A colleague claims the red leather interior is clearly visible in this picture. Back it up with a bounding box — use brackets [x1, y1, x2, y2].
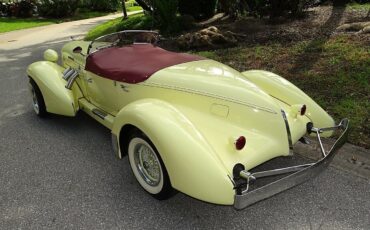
[85, 44, 204, 84]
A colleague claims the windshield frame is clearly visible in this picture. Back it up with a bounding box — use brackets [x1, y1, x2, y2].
[87, 30, 160, 55]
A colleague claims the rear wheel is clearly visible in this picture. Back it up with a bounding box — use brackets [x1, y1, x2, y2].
[29, 79, 47, 117]
[127, 131, 173, 200]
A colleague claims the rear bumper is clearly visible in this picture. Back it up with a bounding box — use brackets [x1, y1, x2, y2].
[234, 118, 350, 210]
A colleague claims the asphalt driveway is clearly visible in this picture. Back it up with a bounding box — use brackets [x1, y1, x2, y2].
[0, 15, 369, 229]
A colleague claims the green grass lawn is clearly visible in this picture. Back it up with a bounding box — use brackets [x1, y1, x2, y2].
[347, 2, 370, 10]
[127, 6, 142, 12]
[0, 8, 134, 34]
[0, 18, 57, 33]
[195, 35, 370, 148]
[85, 13, 151, 40]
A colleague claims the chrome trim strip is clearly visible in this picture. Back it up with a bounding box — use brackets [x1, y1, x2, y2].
[65, 71, 79, 90]
[62, 67, 74, 80]
[120, 84, 130, 92]
[92, 109, 107, 120]
[281, 109, 293, 155]
[240, 163, 314, 181]
[234, 118, 349, 210]
[141, 82, 277, 114]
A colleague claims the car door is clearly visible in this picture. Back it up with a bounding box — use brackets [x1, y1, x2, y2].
[85, 72, 120, 116]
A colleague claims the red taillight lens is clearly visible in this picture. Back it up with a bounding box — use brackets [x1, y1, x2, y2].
[300, 104, 306, 116]
[235, 136, 246, 150]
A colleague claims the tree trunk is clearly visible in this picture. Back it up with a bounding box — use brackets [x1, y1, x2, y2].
[135, 0, 153, 12]
[218, 0, 231, 14]
[122, 0, 128, 19]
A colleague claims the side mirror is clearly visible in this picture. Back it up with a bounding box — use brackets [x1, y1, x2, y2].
[44, 49, 58, 62]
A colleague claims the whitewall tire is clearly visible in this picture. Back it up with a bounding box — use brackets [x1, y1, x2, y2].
[127, 132, 173, 200]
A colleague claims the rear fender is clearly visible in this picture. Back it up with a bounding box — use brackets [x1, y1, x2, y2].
[27, 61, 80, 116]
[112, 99, 235, 205]
[242, 70, 334, 137]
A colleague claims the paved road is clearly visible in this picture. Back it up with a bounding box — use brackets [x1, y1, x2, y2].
[0, 15, 369, 230]
[0, 13, 128, 50]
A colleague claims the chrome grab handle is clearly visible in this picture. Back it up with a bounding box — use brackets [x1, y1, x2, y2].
[120, 84, 129, 92]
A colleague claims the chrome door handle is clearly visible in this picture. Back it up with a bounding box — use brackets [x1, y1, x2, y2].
[120, 84, 129, 92]
[86, 78, 93, 83]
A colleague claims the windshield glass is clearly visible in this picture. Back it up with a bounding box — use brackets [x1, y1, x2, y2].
[88, 30, 159, 54]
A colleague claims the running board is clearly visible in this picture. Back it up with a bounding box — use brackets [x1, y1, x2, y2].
[79, 98, 115, 130]
[92, 108, 107, 120]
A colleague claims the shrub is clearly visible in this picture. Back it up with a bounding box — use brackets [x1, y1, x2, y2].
[86, 0, 119, 12]
[178, 0, 217, 19]
[152, 0, 179, 33]
[178, 14, 195, 30]
[116, 13, 153, 31]
[236, 0, 314, 18]
[18, 0, 36, 17]
[270, 0, 307, 17]
[38, 0, 80, 18]
[125, 0, 139, 7]
[85, 13, 154, 40]
[1, 0, 36, 17]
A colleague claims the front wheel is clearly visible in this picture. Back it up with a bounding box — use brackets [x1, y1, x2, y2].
[127, 132, 174, 200]
[29, 79, 47, 117]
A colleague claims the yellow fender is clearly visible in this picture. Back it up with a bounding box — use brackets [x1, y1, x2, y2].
[112, 99, 235, 205]
[242, 70, 335, 136]
[27, 61, 78, 117]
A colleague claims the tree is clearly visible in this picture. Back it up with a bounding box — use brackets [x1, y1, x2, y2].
[135, 0, 153, 12]
[122, 0, 128, 19]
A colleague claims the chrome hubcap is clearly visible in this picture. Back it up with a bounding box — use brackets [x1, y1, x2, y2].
[30, 85, 40, 114]
[134, 143, 161, 186]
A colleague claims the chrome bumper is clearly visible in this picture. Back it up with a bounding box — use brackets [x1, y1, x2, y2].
[234, 118, 350, 210]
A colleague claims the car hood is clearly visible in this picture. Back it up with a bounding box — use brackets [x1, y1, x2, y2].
[145, 60, 281, 114]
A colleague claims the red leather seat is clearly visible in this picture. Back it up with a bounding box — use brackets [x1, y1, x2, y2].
[85, 44, 204, 84]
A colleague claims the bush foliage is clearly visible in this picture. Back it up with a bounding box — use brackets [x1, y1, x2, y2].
[178, 0, 217, 19]
[38, 0, 80, 18]
[85, 13, 153, 40]
[36, 0, 121, 18]
[83, 0, 120, 12]
[152, 0, 179, 33]
[219, 0, 314, 19]
[0, 0, 36, 17]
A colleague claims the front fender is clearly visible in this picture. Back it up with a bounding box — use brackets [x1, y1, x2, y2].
[27, 61, 78, 116]
[242, 70, 335, 137]
[112, 99, 235, 205]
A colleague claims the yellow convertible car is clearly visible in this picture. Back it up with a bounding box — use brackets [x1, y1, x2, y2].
[27, 30, 349, 209]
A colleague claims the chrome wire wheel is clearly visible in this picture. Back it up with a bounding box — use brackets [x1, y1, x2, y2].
[128, 137, 164, 194]
[30, 83, 40, 115]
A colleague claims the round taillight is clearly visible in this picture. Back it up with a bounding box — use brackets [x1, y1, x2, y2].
[300, 104, 307, 116]
[235, 136, 246, 150]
